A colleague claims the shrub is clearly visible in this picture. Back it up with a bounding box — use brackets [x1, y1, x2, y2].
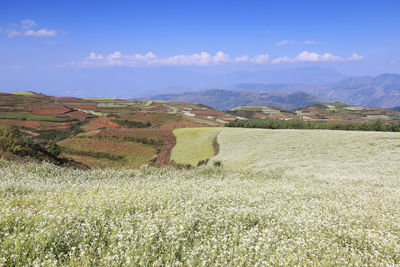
[47, 142, 61, 157]
[213, 160, 222, 167]
[112, 119, 151, 128]
[0, 125, 27, 155]
[197, 159, 209, 166]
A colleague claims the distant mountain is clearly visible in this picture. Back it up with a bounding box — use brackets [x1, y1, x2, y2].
[150, 89, 325, 110]
[391, 106, 400, 111]
[322, 74, 400, 108]
[220, 67, 348, 85]
[231, 73, 400, 108]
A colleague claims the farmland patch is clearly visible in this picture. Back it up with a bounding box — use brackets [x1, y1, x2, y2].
[171, 127, 222, 166]
[211, 128, 400, 180]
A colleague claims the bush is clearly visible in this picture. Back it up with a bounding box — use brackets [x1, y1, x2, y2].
[213, 160, 222, 167]
[47, 142, 61, 157]
[0, 125, 27, 155]
[112, 119, 151, 128]
[197, 159, 209, 166]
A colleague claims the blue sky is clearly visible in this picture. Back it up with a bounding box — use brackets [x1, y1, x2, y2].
[0, 0, 399, 97]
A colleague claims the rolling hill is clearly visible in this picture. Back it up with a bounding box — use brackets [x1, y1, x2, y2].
[0, 91, 236, 169]
[226, 102, 400, 123]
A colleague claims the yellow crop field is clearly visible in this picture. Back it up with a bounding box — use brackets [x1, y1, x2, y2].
[170, 127, 222, 166]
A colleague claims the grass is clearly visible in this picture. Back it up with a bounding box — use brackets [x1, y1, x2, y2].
[171, 127, 222, 166]
[58, 138, 157, 169]
[232, 105, 280, 113]
[0, 160, 400, 265]
[0, 113, 71, 122]
[211, 128, 400, 180]
[11, 91, 36, 96]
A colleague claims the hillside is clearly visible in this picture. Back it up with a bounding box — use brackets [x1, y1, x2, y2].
[0, 92, 236, 168]
[295, 102, 400, 122]
[151, 89, 325, 110]
[226, 102, 400, 123]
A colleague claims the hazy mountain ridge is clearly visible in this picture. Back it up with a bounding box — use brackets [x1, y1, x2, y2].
[231, 73, 400, 108]
[151, 89, 325, 110]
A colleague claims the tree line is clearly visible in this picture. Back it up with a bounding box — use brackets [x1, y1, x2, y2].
[226, 118, 400, 132]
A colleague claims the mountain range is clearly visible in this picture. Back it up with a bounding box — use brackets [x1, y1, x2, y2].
[150, 73, 400, 110]
[151, 90, 324, 110]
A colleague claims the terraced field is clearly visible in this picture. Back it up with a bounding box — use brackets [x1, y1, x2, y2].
[0, 91, 233, 168]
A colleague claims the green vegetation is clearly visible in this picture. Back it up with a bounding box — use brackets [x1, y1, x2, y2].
[171, 127, 222, 166]
[0, 113, 71, 122]
[0, 125, 84, 168]
[112, 119, 151, 128]
[227, 118, 400, 132]
[1, 161, 399, 265]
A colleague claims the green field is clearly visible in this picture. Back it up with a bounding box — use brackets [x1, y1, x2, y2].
[211, 128, 400, 179]
[0, 113, 71, 122]
[170, 127, 222, 166]
[1, 160, 400, 265]
[232, 105, 280, 114]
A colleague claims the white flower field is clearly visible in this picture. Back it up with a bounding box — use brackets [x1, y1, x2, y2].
[1, 141, 400, 265]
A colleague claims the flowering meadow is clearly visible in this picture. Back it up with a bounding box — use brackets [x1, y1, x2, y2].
[1, 159, 400, 265]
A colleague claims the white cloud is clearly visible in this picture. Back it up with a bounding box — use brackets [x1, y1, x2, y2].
[21, 19, 36, 30]
[349, 53, 363, 61]
[276, 40, 294, 46]
[24, 29, 56, 37]
[213, 51, 230, 63]
[272, 51, 363, 64]
[6, 19, 57, 38]
[250, 54, 270, 64]
[303, 40, 319, 45]
[234, 55, 249, 62]
[159, 52, 213, 66]
[79, 51, 273, 67]
[74, 51, 361, 67]
[265, 30, 274, 35]
[81, 51, 230, 67]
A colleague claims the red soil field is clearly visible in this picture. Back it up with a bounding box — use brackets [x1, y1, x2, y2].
[0, 119, 73, 130]
[217, 117, 237, 122]
[304, 106, 317, 110]
[32, 107, 70, 115]
[253, 112, 265, 118]
[65, 111, 91, 121]
[97, 127, 175, 165]
[82, 117, 119, 131]
[20, 129, 40, 136]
